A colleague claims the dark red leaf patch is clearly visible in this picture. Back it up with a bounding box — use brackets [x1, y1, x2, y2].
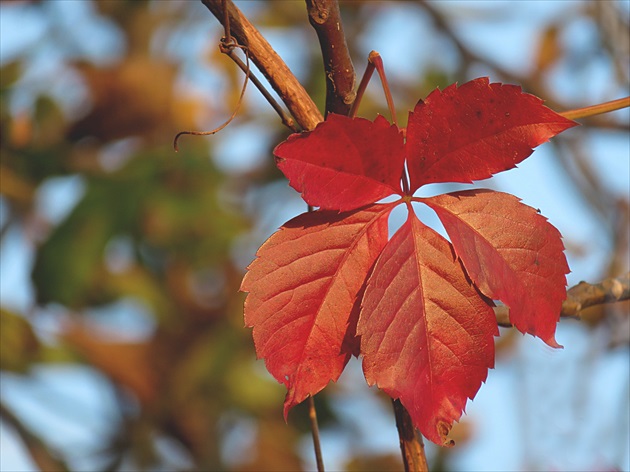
[275, 114, 405, 211]
[406, 78, 577, 191]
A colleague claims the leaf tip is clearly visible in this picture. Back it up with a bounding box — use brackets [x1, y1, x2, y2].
[544, 335, 563, 349]
[437, 420, 456, 448]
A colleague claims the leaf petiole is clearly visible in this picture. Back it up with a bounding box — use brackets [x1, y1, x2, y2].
[349, 51, 399, 126]
[349, 52, 412, 194]
[560, 96, 630, 120]
[369, 51, 399, 127]
[368, 52, 415, 193]
[349, 54, 376, 118]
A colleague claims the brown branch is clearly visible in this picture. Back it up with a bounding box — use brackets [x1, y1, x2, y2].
[496, 272, 630, 327]
[392, 399, 430, 472]
[0, 401, 70, 472]
[201, 0, 323, 131]
[306, 0, 356, 116]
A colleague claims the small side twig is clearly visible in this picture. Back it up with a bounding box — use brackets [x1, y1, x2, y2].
[306, 0, 356, 116]
[176, 1, 300, 150]
[218, 0, 297, 133]
[496, 272, 630, 327]
[201, 0, 323, 131]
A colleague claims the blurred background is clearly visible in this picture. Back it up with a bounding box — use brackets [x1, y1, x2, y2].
[0, 1, 628, 471]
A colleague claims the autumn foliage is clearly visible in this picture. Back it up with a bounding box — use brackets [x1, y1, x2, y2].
[241, 78, 577, 446]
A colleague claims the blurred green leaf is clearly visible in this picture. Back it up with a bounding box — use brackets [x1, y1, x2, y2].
[32, 146, 247, 308]
[0, 309, 39, 372]
[32, 179, 124, 307]
[0, 60, 22, 93]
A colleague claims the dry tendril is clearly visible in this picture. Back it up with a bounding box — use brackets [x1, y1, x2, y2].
[173, 37, 250, 152]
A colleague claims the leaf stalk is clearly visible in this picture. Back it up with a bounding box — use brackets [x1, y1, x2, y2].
[560, 96, 630, 120]
[349, 57, 375, 119]
[308, 396, 325, 472]
[369, 51, 398, 127]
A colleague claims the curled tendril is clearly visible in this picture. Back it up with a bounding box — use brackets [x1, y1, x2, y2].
[173, 39, 250, 152]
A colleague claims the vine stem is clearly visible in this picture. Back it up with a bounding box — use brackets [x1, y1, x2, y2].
[560, 96, 630, 120]
[308, 396, 325, 471]
[306, 0, 356, 116]
[393, 399, 430, 472]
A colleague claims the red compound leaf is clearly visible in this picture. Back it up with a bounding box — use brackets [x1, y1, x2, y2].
[244, 77, 577, 446]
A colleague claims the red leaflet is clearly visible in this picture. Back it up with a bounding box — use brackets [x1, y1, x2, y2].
[241, 204, 391, 416]
[243, 77, 577, 446]
[274, 114, 405, 211]
[422, 190, 569, 347]
[406, 78, 577, 191]
[358, 212, 497, 446]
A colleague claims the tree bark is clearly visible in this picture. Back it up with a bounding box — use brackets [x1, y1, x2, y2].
[393, 399, 430, 472]
[305, 0, 356, 115]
